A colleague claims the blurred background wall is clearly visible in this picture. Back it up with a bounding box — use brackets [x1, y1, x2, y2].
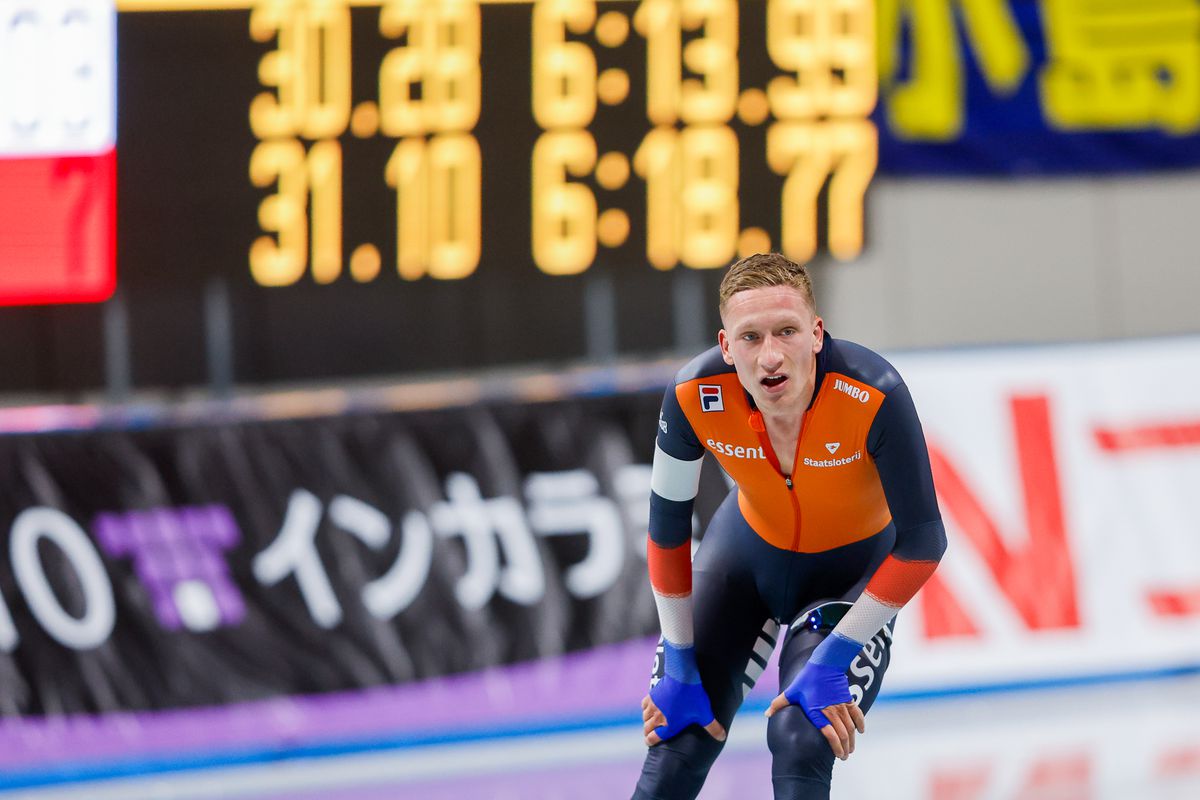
[824, 173, 1200, 347]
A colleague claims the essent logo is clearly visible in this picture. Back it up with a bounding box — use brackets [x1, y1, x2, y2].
[834, 378, 871, 404]
[706, 439, 764, 460]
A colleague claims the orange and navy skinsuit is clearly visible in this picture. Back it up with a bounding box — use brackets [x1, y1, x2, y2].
[634, 333, 947, 800]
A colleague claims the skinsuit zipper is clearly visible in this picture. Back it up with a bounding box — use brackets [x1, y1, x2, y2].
[748, 409, 810, 552]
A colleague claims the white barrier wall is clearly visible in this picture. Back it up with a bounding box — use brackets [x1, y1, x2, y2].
[821, 173, 1200, 350]
[883, 335, 1200, 693]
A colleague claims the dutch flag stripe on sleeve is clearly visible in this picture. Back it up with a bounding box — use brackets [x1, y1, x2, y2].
[648, 538, 695, 657]
[647, 440, 703, 660]
[647, 378, 707, 682]
[829, 555, 940, 651]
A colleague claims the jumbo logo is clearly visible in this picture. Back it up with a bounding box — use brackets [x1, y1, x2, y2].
[833, 378, 870, 403]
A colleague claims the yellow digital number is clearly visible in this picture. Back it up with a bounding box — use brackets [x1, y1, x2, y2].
[532, 0, 597, 129]
[680, 0, 738, 124]
[301, 0, 352, 139]
[307, 139, 343, 283]
[379, 0, 424, 137]
[767, 119, 876, 262]
[386, 134, 481, 279]
[386, 137, 427, 278]
[380, 0, 481, 279]
[634, 124, 738, 270]
[427, 134, 481, 279]
[767, 0, 876, 120]
[380, 0, 481, 137]
[249, 139, 307, 286]
[250, 0, 351, 140]
[678, 125, 738, 267]
[250, 138, 344, 286]
[532, 130, 598, 275]
[633, 126, 680, 268]
[636, 0, 738, 125]
[634, 0, 680, 126]
[427, 1, 481, 133]
[250, 1, 299, 138]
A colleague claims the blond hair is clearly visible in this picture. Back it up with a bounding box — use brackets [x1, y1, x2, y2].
[718, 253, 815, 315]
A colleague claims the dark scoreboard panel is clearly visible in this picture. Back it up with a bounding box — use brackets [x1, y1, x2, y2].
[2, 0, 877, 394]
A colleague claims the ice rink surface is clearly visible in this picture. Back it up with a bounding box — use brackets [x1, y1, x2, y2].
[6, 674, 1198, 800]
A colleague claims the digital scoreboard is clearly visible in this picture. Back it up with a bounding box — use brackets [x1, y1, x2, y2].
[1, 0, 878, 393]
[121, 0, 876, 289]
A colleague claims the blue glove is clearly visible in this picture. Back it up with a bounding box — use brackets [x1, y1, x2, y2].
[782, 661, 853, 729]
[649, 641, 717, 741]
[781, 631, 861, 729]
[650, 674, 718, 741]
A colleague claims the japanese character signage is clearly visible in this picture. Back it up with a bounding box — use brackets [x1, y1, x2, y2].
[876, 0, 1200, 173]
[0, 396, 686, 713]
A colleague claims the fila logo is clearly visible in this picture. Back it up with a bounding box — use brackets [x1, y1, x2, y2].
[826, 442, 840, 454]
[699, 384, 724, 412]
[834, 378, 871, 404]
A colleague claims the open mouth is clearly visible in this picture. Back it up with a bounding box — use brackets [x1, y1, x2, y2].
[761, 374, 788, 390]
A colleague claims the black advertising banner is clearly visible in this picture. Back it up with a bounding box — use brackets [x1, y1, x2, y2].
[0, 388, 735, 718]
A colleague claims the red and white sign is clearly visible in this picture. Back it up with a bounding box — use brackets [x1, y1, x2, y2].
[882, 336, 1200, 693]
[0, 0, 116, 305]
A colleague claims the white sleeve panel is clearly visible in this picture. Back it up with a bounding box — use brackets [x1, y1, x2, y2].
[652, 591, 694, 647]
[650, 444, 703, 503]
[832, 593, 900, 646]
